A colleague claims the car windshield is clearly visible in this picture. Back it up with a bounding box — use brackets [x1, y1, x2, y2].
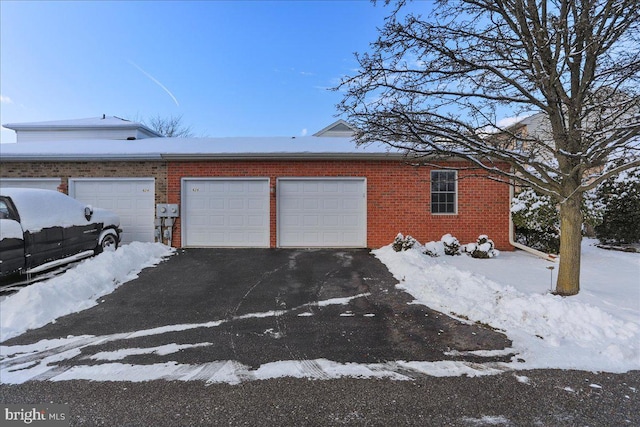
[0, 199, 12, 220]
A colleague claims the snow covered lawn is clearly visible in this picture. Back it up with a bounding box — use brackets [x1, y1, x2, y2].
[375, 239, 639, 373]
[0, 239, 637, 385]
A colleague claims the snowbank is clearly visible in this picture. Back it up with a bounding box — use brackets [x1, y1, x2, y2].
[0, 242, 173, 341]
[374, 240, 640, 373]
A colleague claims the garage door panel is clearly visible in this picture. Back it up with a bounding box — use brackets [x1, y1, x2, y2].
[228, 182, 245, 192]
[278, 179, 366, 248]
[323, 199, 340, 209]
[280, 215, 299, 226]
[323, 182, 339, 192]
[343, 183, 361, 192]
[229, 216, 244, 226]
[248, 215, 265, 226]
[208, 215, 223, 226]
[303, 232, 320, 243]
[70, 178, 155, 244]
[247, 199, 262, 209]
[323, 215, 339, 226]
[245, 234, 259, 243]
[229, 199, 245, 209]
[183, 178, 269, 247]
[303, 215, 319, 226]
[342, 199, 360, 210]
[248, 183, 265, 193]
[302, 199, 319, 210]
[303, 182, 319, 192]
[343, 215, 359, 226]
[281, 199, 299, 209]
[209, 199, 224, 210]
[117, 199, 133, 209]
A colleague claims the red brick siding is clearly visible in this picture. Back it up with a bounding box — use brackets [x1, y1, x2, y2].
[1, 159, 512, 249]
[168, 160, 513, 250]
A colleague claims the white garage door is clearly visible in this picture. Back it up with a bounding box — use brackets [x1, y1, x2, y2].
[0, 178, 61, 191]
[182, 178, 270, 247]
[278, 178, 366, 247]
[69, 178, 155, 244]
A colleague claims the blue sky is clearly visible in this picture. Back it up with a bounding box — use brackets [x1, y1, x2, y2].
[0, 1, 409, 143]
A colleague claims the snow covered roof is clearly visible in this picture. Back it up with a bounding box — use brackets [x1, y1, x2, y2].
[502, 112, 548, 131]
[3, 116, 162, 140]
[0, 136, 404, 161]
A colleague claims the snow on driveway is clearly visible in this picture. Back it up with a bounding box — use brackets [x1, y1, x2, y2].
[0, 240, 638, 385]
[0, 242, 174, 341]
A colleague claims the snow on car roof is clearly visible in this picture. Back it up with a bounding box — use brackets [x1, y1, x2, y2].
[1, 187, 93, 232]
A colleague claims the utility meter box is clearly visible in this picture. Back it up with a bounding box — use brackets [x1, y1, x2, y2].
[156, 203, 179, 218]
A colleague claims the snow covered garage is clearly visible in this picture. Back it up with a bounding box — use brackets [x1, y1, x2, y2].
[0, 118, 513, 250]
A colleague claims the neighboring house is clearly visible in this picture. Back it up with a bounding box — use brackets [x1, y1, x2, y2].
[491, 112, 556, 165]
[499, 112, 611, 186]
[0, 118, 512, 249]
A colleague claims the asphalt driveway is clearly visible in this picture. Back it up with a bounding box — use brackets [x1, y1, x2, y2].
[2, 248, 512, 372]
[3, 249, 638, 427]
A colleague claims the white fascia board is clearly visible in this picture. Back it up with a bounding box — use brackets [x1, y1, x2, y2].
[0, 153, 164, 161]
[160, 152, 405, 161]
[4, 116, 163, 138]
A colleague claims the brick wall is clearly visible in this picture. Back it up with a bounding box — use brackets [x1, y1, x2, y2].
[1, 159, 512, 250]
[0, 161, 168, 204]
[168, 159, 514, 250]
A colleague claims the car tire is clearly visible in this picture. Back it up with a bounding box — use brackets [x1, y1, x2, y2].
[97, 232, 118, 253]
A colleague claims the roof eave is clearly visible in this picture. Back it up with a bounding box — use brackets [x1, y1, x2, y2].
[160, 152, 406, 161]
[0, 154, 164, 162]
[3, 124, 163, 138]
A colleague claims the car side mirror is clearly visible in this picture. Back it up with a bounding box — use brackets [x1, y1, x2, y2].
[84, 206, 93, 221]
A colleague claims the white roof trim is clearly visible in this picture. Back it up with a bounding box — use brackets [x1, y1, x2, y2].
[3, 116, 162, 138]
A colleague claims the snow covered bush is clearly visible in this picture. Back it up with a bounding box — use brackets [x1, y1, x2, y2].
[582, 188, 605, 236]
[422, 241, 444, 257]
[440, 234, 461, 256]
[392, 233, 418, 252]
[595, 167, 640, 244]
[511, 188, 560, 253]
[464, 235, 500, 258]
[511, 187, 606, 252]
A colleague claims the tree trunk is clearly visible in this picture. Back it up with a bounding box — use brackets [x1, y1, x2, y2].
[555, 194, 583, 296]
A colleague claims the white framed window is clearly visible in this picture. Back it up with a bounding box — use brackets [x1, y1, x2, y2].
[431, 171, 457, 214]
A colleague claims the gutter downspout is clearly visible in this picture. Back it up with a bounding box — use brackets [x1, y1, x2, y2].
[509, 184, 558, 262]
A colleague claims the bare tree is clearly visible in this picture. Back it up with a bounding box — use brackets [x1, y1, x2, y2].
[147, 114, 194, 138]
[337, 0, 640, 296]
